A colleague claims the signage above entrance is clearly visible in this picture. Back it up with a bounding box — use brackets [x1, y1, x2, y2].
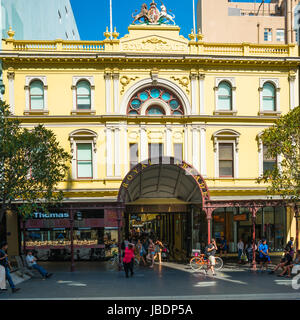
[118, 157, 210, 206]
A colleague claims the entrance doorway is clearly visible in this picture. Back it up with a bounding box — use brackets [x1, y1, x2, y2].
[124, 210, 192, 262]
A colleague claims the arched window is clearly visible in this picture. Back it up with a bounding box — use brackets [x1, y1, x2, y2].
[127, 87, 184, 116]
[217, 81, 232, 111]
[262, 82, 276, 111]
[29, 80, 44, 110]
[76, 80, 91, 110]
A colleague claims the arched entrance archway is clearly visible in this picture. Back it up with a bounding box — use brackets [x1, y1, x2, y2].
[118, 157, 210, 261]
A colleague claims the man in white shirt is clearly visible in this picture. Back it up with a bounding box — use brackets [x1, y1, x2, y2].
[26, 252, 53, 279]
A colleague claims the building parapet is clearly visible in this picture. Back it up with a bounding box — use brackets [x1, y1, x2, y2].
[2, 28, 298, 58]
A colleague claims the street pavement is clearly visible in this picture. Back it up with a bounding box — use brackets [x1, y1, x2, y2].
[0, 261, 299, 300]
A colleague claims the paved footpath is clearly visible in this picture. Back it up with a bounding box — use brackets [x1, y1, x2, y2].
[0, 261, 299, 300]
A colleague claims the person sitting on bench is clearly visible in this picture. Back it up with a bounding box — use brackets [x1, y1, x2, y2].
[278, 250, 300, 278]
[269, 248, 292, 276]
[26, 251, 53, 279]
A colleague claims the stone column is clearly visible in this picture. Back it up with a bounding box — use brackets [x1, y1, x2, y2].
[289, 74, 296, 110]
[112, 72, 120, 113]
[190, 72, 198, 115]
[114, 127, 121, 177]
[165, 125, 172, 156]
[104, 72, 112, 114]
[192, 126, 200, 172]
[140, 125, 148, 161]
[106, 127, 113, 177]
[7, 70, 15, 114]
[200, 127, 207, 177]
[199, 74, 205, 115]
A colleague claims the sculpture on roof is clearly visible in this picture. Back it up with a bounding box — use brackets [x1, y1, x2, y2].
[131, 1, 176, 25]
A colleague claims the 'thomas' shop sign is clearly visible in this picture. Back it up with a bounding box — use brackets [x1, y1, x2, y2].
[32, 212, 70, 219]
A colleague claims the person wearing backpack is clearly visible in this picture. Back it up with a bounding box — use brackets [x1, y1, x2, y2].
[205, 239, 218, 276]
[0, 242, 20, 293]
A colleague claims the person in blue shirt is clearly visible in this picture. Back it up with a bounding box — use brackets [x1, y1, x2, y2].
[219, 237, 228, 258]
[258, 239, 271, 271]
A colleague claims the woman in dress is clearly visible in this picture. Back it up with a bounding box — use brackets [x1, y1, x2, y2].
[148, 239, 156, 268]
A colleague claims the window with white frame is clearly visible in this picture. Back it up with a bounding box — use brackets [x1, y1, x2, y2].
[217, 81, 232, 111]
[264, 28, 272, 41]
[259, 79, 280, 114]
[213, 129, 240, 179]
[76, 80, 91, 110]
[262, 82, 276, 111]
[214, 78, 236, 114]
[72, 77, 95, 114]
[130, 143, 139, 169]
[148, 143, 164, 160]
[69, 129, 97, 180]
[276, 29, 284, 42]
[25, 76, 48, 114]
[219, 143, 234, 177]
[29, 80, 44, 110]
[77, 143, 93, 179]
[263, 145, 277, 173]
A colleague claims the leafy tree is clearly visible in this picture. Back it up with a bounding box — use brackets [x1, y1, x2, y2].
[0, 100, 71, 223]
[257, 106, 300, 246]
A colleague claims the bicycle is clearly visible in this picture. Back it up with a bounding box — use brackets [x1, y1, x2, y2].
[190, 254, 223, 272]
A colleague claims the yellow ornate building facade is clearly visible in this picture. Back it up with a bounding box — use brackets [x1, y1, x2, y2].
[1, 21, 299, 260]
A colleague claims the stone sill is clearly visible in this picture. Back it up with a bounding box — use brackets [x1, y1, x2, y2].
[71, 110, 96, 115]
[214, 110, 237, 116]
[24, 110, 49, 115]
[258, 111, 281, 116]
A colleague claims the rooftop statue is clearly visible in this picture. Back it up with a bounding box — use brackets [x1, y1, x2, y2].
[131, 1, 176, 25]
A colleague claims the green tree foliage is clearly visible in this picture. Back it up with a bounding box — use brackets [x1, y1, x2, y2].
[0, 100, 71, 222]
[257, 106, 300, 207]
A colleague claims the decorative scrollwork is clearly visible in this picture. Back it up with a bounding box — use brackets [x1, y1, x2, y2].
[170, 76, 190, 94]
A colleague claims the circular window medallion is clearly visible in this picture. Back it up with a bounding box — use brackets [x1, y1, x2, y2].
[150, 88, 160, 99]
[131, 99, 141, 109]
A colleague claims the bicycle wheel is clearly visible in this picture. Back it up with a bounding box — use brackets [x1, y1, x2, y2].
[190, 257, 204, 271]
[214, 257, 223, 271]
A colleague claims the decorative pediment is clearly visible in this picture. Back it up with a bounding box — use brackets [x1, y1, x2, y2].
[120, 26, 189, 54]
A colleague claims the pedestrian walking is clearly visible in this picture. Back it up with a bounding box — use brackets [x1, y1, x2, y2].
[219, 237, 228, 258]
[0, 242, 20, 293]
[147, 239, 156, 268]
[136, 240, 146, 266]
[26, 251, 53, 279]
[123, 243, 135, 278]
[237, 239, 244, 263]
[154, 239, 163, 264]
[205, 238, 218, 276]
[258, 239, 271, 271]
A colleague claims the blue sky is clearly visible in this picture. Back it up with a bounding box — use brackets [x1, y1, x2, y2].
[70, 0, 197, 41]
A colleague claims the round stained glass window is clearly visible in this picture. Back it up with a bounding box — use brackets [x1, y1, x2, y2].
[170, 99, 179, 109]
[131, 99, 141, 109]
[129, 110, 139, 115]
[147, 106, 165, 115]
[162, 92, 171, 101]
[139, 92, 149, 101]
[150, 89, 160, 99]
